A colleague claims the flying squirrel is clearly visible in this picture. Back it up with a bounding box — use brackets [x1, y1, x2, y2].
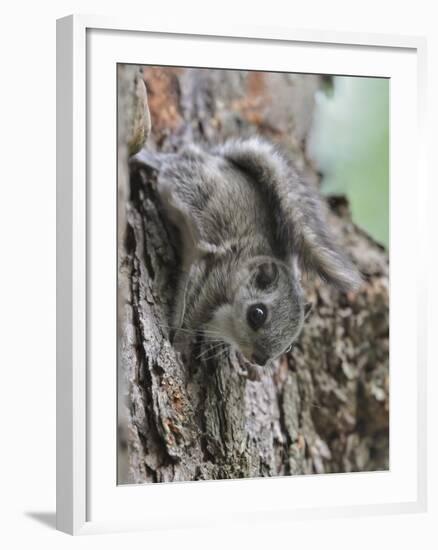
[135, 137, 362, 367]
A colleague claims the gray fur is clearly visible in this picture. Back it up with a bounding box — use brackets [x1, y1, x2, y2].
[152, 137, 361, 365]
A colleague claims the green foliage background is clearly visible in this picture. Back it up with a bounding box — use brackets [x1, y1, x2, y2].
[309, 77, 389, 248]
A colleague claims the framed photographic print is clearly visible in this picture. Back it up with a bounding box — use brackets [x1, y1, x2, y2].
[56, 15, 427, 535]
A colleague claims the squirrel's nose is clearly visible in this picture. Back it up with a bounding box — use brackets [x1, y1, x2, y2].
[251, 352, 269, 366]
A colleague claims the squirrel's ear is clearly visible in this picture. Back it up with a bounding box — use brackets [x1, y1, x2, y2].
[215, 137, 362, 292]
[250, 261, 280, 290]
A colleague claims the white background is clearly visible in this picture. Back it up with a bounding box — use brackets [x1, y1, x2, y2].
[0, 0, 436, 548]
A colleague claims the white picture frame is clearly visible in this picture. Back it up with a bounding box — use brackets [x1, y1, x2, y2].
[56, 14, 428, 535]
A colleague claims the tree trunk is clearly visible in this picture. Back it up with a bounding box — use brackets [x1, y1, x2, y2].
[117, 66, 389, 484]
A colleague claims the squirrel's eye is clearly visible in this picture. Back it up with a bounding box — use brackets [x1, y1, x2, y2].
[247, 303, 268, 330]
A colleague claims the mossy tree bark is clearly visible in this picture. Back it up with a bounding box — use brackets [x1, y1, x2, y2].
[117, 66, 389, 484]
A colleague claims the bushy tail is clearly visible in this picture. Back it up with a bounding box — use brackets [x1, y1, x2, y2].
[214, 137, 362, 292]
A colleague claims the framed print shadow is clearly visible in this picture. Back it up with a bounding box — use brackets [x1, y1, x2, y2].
[56, 15, 427, 535]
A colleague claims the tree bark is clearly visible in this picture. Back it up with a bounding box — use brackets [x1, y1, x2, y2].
[117, 66, 389, 484]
